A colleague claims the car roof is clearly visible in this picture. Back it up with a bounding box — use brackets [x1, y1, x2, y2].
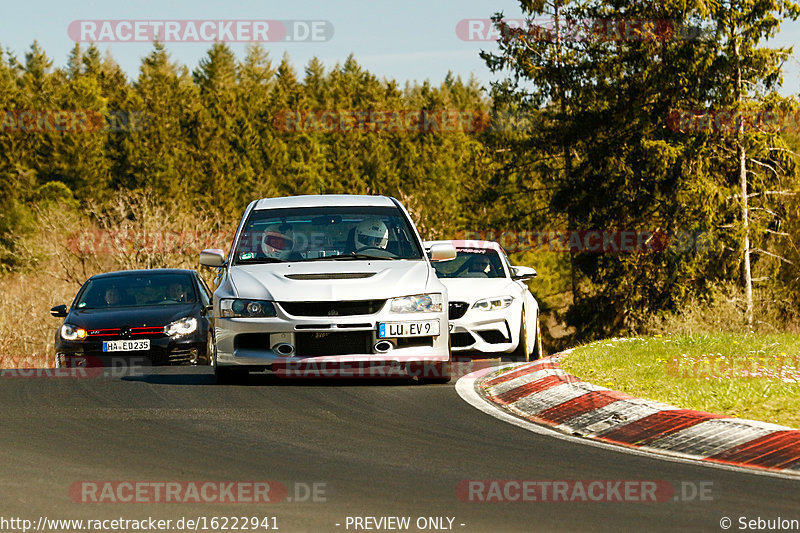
[253, 194, 397, 210]
[424, 239, 505, 252]
[89, 269, 197, 280]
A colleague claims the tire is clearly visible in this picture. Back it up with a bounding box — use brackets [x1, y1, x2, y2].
[212, 345, 246, 384]
[509, 309, 530, 362]
[206, 334, 215, 366]
[531, 315, 542, 360]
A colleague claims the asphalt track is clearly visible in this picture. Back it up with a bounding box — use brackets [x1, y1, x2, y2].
[0, 367, 798, 533]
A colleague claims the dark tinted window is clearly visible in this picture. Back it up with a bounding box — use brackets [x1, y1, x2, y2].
[75, 273, 198, 309]
[233, 206, 423, 263]
[432, 248, 505, 279]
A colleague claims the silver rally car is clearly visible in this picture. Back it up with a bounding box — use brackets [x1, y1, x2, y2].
[200, 194, 456, 383]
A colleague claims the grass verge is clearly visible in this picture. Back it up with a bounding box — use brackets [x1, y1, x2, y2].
[560, 333, 800, 429]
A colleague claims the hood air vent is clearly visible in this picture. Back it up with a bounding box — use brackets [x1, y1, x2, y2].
[284, 273, 376, 280]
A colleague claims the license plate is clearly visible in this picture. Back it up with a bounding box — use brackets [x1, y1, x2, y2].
[102, 340, 151, 352]
[378, 321, 440, 338]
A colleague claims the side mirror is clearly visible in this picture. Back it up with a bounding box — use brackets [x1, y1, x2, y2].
[201, 304, 213, 317]
[428, 243, 457, 262]
[200, 249, 226, 268]
[50, 304, 68, 318]
[511, 266, 537, 280]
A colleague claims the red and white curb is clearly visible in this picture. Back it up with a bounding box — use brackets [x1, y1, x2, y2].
[456, 351, 800, 477]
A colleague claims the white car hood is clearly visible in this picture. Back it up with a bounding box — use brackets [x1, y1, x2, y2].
[439, 278, 517, 303]
[229, 260, 433, 301]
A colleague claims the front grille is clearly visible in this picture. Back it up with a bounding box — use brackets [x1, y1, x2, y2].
[280, 300, 386, 317]
[477, 330, 510, 344]
[449, 302, 469, 320]
[451, 332, 475, 347]
[285, 273, 376, 280]
[169, 347, 199, 365]
[86, 326, 165, 338]
[295, 331, 372, 356]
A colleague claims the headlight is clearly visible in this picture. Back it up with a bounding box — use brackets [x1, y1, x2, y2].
[220, 299, 277, 318]
[473, 296, 514, 311]
[164, 317, 198, 337]
[60, 324, 87, 341]
[389, 293, 443, 313]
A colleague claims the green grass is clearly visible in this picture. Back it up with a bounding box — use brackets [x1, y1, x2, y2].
[560, 333, 800, 429]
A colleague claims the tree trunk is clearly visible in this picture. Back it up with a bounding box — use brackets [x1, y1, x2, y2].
[734, 38, 754, 328]
[553, 3, 579, 307]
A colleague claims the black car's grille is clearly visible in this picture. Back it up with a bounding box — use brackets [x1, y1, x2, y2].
[279, 300, 386, 317]
[451, 332, 475, 348]
[169, 347, 200, 365]
[295, 331, 372, 356]
[85, 326, 165, 338]
[448, 302, 469, 320]
[477, 330, 510, 344]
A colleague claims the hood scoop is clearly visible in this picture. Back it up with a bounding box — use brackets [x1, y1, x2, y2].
[284, 273, 376, 280]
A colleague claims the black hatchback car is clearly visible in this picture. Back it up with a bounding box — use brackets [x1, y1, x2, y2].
[51, 269, 214, 367]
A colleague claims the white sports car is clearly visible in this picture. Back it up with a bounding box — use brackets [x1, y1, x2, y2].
[425, 240, 541, 361]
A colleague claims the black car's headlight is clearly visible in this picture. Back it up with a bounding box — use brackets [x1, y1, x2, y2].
[473, 296, 514, 311]
[389, 293, 443, 313]
[220, 299, 277, 318]
[164, 317, 198, 337]
[61, 324, 87, 341]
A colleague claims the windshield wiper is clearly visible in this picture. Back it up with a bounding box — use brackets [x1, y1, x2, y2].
[301, 253, 391, 261]
[236, 257, 285, 264]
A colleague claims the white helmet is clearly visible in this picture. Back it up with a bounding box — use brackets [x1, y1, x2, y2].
[260, 223, 294, 260]
[354, 218, 389, 249]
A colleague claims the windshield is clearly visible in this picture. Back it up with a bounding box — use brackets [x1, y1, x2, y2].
[432, 247, 505, 279]
[233, 206, 424, 263]
[75, 273, 197, 309]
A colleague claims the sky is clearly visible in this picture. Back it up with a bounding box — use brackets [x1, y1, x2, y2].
[0, 0, 799, 96]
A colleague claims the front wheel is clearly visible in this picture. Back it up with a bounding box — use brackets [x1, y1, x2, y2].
[509, 309, 530, 363]
[206, 334, 215, 366]
[531, 315, 542, 360]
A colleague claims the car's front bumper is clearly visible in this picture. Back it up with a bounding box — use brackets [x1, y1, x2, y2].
[449, 305, 520, 354]
[55, 335, 208, 366]
[214, 304, 450, 368]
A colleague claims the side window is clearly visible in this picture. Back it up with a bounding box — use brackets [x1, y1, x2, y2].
[196, 274, 212, 306]
[500, 251, 514, 278]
